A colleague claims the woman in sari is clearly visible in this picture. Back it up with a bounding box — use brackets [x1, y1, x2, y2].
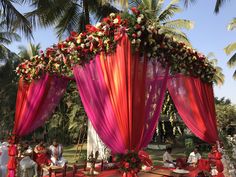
[34, 140, 51, 167]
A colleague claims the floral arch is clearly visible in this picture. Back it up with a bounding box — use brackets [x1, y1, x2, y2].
[14, 7, 218, 163]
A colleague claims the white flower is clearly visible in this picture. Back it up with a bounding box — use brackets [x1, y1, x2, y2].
[81, 44, 85, 48]
[144, 42, 147, 46]
[137, 17, 142, 24]
[95, 22, 102, 28]
[137, 31, 142, 37]
[137, 39, 141, 44]
[110, 13, 116, 18]
[141, 26, 145, 31]
[153, 46, 158, 51]
[97, 31, 104, 36]
[113, 18, 119, 24]
[131, 39, 136, 44]
[76, 38, 81, 44]
[86, 42, 90, 47]
[147, 53, 151, 58]
[139, 14, 144, 19]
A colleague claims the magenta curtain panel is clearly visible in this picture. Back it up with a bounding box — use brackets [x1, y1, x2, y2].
[14, 74, 69, 136]
[167, 74, 219, 144]
[73, 35, 169, 153]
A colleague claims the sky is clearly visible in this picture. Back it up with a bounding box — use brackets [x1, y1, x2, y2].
[6, 0, 236, 104]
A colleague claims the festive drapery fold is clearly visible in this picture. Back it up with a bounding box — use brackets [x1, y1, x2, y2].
[167, 74, 219, 144]
[13, 74, 69, 136]
[74, 35, 169, 153]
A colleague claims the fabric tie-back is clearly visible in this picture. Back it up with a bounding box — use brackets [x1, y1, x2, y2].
[167, 74, 219, 144]
[14, 74, 69, 136]
[73, 34, 169, 153]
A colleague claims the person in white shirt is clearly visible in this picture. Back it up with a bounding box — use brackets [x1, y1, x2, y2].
[163, 147, 175, 168]
[187, 147, 201, 167]
[49, 139, 67, 167]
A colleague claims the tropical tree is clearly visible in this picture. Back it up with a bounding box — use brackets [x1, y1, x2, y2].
[132, 0, 194, 45]
[182, 0, 229, 13]
[224, 18, 236, 79]
[26, 0, 119, 38]
[0, 1, 32, 38]
[207, 52, 225, 86]
[18, 43, 41, 60]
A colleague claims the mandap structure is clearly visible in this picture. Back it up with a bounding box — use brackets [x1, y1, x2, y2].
[14, 8, 219, 176]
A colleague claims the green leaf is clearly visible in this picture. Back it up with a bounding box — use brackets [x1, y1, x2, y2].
[224, 42, 236, 55]
[227, 18, 236, 31]
[227, 52, 236, 68]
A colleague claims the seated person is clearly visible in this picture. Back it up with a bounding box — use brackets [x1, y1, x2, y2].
[34, 140, 51, 167]
[0, 141, 9, 177]
[163, 147, 175, 168]
[49, 139, 67, 167]
[19, 141, 38, 177]
[187, 147, 201, 167]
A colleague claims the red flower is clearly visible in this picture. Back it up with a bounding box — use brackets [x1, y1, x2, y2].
[70, 31, 78, 37]
[124, 162, 130, 169]
[102, 17, 110, 24]
[131, 157, 136, 163]
[135, 24, 141, 29]
[131, 7, 140, 15]
[86, 24, 98, 33]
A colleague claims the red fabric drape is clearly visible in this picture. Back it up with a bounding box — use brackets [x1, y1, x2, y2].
[74, 35, 169, 153]
[167, 74, 219, 144]
[14, 74, 68, 136]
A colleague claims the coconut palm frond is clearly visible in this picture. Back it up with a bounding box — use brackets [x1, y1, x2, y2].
[183, 0, 196, 7]
[163, 19, 194, 30]
[0, 0, 32, 39]
[55, 3, 83, 37]
[159, 26, 191, 45]
[227, 52, 236, 68]
[214, 0, 227, 13]
[224, 42, 236, 55]
[158, 0, 181, 22]
[0, 32, 21, 43]
[233, 70, 236, 80]
[227, 18, 236, 31]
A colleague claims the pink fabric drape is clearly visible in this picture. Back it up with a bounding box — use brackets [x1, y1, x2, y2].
[14, 74, 68, 136]
[73, 35, 169, 153]
[167, 74, 219, 144]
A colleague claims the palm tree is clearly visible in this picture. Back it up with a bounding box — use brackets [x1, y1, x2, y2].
[18, 43, 41, 60]
[132, 0, 194, 45]
[224, 18, 236, 79]
[183, 0, 229, 13]
[0, 1, 32, 38]
[207, 52, 225, 86]
[26, 0, 119, 38]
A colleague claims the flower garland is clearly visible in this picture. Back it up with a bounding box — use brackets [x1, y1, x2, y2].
[115, 151, 142, 175]
[16, 7, 216, 83]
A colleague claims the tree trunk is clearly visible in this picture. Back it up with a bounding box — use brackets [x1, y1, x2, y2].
[83, 0, 90, 25]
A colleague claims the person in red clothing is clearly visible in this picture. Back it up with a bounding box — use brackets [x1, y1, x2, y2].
[34, 140, 51, 167]
[7, 137, 18, 177]
[208, 145, 224, 177]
